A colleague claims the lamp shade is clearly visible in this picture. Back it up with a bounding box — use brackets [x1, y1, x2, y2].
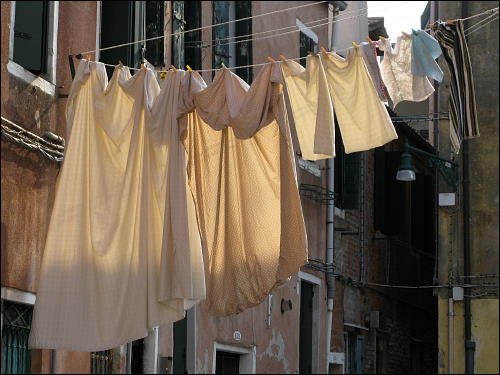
[396, 152, 416, 181]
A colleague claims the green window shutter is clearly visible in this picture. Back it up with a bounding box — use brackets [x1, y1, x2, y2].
[172, 1, 185, 69]
[184, 1, 202, 70]
[342, 152, 360, 209]
[13, 1, 48, 74]
[235, 1, 252, 83]
[212, 1, 230, 72]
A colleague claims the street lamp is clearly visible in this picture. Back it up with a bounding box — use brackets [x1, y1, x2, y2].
[396, 141, 458, 190]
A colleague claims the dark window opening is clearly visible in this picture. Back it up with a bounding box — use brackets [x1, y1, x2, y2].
[100, 1, 146, 77]
[346, 332, 365, 374]
[130, 338, 144, 374]
[299, 31, 317, 67]
[215, 351, 240, 374]
[1, 300, 33, 374]
[334, 121, 360, 209]
[145, 1, 165, 67]
[13, 1, 49, 75]
[184, 1, 202, 70]
[212, 1, 252, 83]
[173, 315, 188, 374]
[299, 281, 314, 374]
[90, 350, 113, 374]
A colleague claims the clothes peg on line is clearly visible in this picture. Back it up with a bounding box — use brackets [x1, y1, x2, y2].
[352, 41, 358, 47]
[186, 65, 193, 71]
[267, 56, 276, 63]
[118, 60, 123, 67]
[279, 55, 287, 62]
[402, 31, 412, 38]
[221, 62, 227, 69]
[367, 37, 373, 43]
[170, 65, 177, 71]
[320, 47, 329, 56]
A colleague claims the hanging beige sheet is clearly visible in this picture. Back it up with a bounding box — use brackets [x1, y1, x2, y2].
[320, 48, 398, 154]
[281, 56, 335, 160]
[282, 50, 397, 158]
[29, 61, 205, 352]
[178, 64, 308, 316]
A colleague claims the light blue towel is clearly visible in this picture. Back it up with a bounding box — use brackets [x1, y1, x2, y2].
[411, 29, 444, 82]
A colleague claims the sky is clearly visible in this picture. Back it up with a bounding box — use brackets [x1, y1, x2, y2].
[367, 1, 430, 39]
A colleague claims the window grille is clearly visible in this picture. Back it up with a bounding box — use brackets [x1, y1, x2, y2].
[1, 300, 33, 374]
[90, 350, 113, 374]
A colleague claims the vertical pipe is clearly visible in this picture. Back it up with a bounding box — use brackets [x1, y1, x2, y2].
[326, 157, 335, 373]
[448, 298, 454, 374]
[461, 2, 475, 373]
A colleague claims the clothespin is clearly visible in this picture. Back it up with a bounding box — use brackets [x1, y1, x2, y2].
[367, 37, 373, 43]
[267, 56, 276, 63]
[186, 65, 193, 71]
[221, 62, 227, 69]
[170, 65, 177, 72]
[402, 31, 412, 38]
[352, 41, 358, 47]
[320, 47, 329, 56]
[446, 19, 456, 25]
[86, 54, 91, 61]
[118, 60, 123, 67]
[279, 55, 287, 62]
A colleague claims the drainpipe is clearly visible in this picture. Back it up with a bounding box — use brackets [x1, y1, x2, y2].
[326, 157, 335, 373]
[448, 297, 455, 374]
[461, 2, 475, 373]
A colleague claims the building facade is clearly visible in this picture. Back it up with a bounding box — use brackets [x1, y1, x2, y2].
[4, 1, 495, 374]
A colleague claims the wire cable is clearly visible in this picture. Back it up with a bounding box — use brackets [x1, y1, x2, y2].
[76, 1, 328, 55]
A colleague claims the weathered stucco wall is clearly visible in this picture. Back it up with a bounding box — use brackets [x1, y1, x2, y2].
[437, 1, 499, 374]
[1, 1, 98, 373]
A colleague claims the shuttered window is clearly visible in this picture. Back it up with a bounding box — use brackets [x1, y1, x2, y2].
[13, 1, 49, 75]
[1, 301, 33, 374]
[100, 1, 145, 76]
[212, 1, 252, 83]
[299, 31, 317, 67]
[334, 122, 360, 209]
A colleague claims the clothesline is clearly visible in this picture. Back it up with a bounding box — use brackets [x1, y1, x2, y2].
[76, 3, 498, 58]
[87, 5, 498, 75]
[75, 0, 328, 55]
[184, 1, 410, 47]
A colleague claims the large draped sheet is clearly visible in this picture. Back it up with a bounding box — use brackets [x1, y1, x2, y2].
[178, 64, 308, 316]
[29, 61, 205, 351]
[30, 59, 308, 350]
[282, 49, 397, 157]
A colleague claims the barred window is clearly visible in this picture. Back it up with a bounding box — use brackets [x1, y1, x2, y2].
[2, 300, 33, 374]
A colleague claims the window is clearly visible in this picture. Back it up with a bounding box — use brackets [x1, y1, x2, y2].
[172, 1, 203, 71]
[212, 1, 252, 83]
[173, 315, 187, 374]
[12, 1, 49, 75]
[213, 343, 256, 374]
[299, 281, 314, 373]
[345, 332, 364, 374]
[297, 19, 318, 67]
[334, 122, 360, 210]
[216, 351, 240, 374]
[100, 1, 165, 77]
[1, 300, 33, 374]
[90, 350, 113, 374]
[8, 1, 59, 94]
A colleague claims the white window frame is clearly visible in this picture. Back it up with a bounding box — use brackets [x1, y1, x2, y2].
[1, 287, 36, 334]
[298, 271, 321, 373]
[212, 342, 256, 374]
[8, 1, 59, 96]
[296, 18, 319, 44]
